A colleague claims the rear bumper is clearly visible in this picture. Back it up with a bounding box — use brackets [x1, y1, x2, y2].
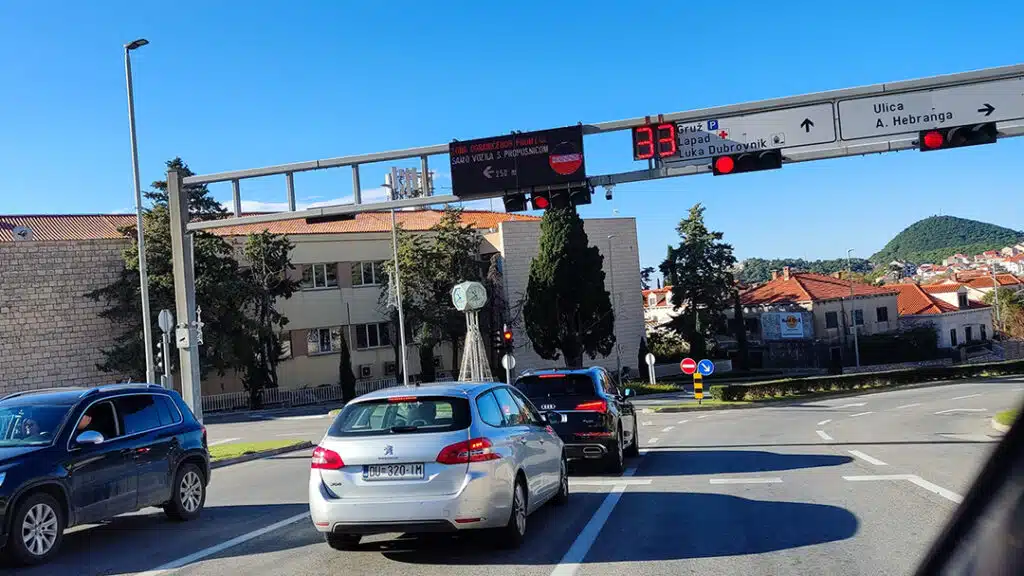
[308, 465, 513, 534]
[564, 441, 615, 461]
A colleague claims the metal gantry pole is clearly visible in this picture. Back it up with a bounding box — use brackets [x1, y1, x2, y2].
[168, 169, 204, 422]
[124, 40, 155, 385]
[848, 249, 860, 368]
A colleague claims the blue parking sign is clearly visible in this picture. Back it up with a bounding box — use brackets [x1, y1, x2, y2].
[697, 359, 715, 376]
[707, 119, 719, 131]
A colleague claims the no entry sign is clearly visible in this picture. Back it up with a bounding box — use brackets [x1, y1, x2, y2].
[680, 357, 696, 375]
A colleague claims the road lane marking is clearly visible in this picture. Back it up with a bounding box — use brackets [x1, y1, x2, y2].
[1013, 387, 1023, 392]
[551, 461, 640, 576]
[207, 437, 241, 446]
[661, 426, 674, 432]
[951, 394, 982, 400]
[277, 414, 329, 421]
[638, 449, 650, 456]
[835, 402, 867, 409]
[136, 511, 311, 575]
[677, 419, 690, 424]
[817, 419, 832, 426]
[275, 432, 309, 437]
[697, 415, 710, 419]
[895, 403, 922, 410]
[935, 408, 987, 415]
[709, 477, 783, 485]
[843, 474, 962, 503]
[571, 479, 653, 486]
[642, 421, 654, 426]
[849, 411, 874, 418]
[848, 450, 888, 466]
[816, 430, 834, 441]
[647, 437, 659, 444]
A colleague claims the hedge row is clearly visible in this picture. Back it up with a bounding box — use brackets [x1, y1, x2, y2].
[709, 359, 1024, 402]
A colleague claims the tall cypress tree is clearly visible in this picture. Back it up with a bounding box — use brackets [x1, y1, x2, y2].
[524, 208, 615, 368]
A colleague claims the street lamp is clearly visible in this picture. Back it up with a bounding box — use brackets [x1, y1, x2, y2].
[607, 235, 622, 383]
[847, 249, 860, 368]
[125, 38, 155, 384]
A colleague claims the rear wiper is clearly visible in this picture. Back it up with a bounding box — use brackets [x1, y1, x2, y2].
[390, 425, 420, 433]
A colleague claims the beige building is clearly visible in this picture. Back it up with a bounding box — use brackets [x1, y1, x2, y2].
[1, 210, 643, 395]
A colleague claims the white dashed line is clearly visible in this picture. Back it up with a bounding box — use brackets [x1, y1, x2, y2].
[710, 477, 783, 485]
[571, 479, 653, 486]
[817, 419, 832, 426]
[661, 426, 674, 433]
[835, 402, 867, 409]
[935, 408, 987, 415]
[849, 411, 874, 418]
[848, 450, 888, 466]
[816, 430, 834, 441]
[843, 474, 962, 503]
[642, 421, 654, 426]
[697, 415, 710, 419]
[951, 394, 982, 401]
[207, 437, 241, 446]
[647, 437, 659, 444]
[677, 419, 689, 424]
[895, 403, 922, 410]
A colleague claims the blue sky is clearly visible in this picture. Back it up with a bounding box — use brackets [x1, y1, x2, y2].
[1, 1, 1022, 271]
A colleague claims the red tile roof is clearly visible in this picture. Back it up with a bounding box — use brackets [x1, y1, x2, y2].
[964, 274, 1023, 289]
[0, 210, 537, 242]
[893, 284, 958, 315]
[921, 283, 965, 294]
[741, 272, 896, 306]
[642, 286, 672, 308]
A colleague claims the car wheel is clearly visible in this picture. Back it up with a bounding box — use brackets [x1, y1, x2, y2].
[496, 477, 528, 549]
[605, 429, 625, 474]
[5, 492, 65, 566]
[624, 418, 640, 457]
[164, 463, 206, 521]
[325, 533, 361, 550]
[553, 454, 569, 505]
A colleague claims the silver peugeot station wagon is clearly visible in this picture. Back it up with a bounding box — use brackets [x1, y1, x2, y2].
[308, 382, 569, 550]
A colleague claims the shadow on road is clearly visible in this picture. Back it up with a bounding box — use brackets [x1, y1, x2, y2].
[635, 450, 853, 476]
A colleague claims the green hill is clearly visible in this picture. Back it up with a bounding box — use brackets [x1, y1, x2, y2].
[870, 216, 1023, 265]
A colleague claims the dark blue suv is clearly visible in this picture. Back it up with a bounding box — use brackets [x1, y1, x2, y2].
[0, 384, 210, 566]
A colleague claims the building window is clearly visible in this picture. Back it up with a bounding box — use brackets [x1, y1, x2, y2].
[301, 264, 337, 289]
[352, 261, 386, 286]
[980, 325, 987, 341]
[648, 294, 657, 307]
[354, 322, 392, 349]
[825, 311, 838, 329]
[950, 328, 958, 347]
[358, 364, 373, 379]
[958, 293, 969, 308]
[307, 327, 343, 355]
[853, 309, 864, 326]
[965, 326, 973, 342]
[384, 361, 396, 376]
[433, 356, 443, 368]
[876, 307, 889, 322]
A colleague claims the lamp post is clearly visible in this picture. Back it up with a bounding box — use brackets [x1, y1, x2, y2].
[125, 38, 155, 384]
[847, 249, 860, 368]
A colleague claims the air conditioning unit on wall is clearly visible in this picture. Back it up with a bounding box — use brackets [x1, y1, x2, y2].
[359, 365, 372, 379]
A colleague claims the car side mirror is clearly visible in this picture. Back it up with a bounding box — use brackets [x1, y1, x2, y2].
[75, 430, 104, 445]
[623, 388, 635, 398]
[544, 411, 566, 424]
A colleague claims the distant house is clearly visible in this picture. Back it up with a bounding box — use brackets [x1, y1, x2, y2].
[895, 283, 992, 348]
[962, 274, 1024, 298]
[1004, 254, 1024, 275]
[642, 286, 676, 334]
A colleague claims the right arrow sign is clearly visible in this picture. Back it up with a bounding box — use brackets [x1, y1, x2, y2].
[978, 103, 996, 116]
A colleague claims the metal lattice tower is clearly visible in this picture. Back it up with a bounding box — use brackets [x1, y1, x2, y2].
[458, 310, 492, 382]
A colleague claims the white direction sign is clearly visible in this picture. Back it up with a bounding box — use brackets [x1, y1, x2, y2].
[838, 77, 1024, 140]
[666, 102, 836, 163]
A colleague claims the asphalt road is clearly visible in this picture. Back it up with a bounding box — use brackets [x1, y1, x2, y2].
[12, 377, 1024, 575]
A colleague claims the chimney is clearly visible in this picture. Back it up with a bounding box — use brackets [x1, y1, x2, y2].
[782, 266, 791, 280]
[832, 271, 842, 279]
[770, 270, 778, 281]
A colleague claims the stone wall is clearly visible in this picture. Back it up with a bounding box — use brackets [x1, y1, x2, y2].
[0, 239, 128, 393]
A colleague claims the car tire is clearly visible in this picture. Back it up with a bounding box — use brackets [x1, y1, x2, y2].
[164, 463, 206, 521]
[5, 492, 65, 566]
[325, 533, 361, 550]
[624, 418, 640, 457]
[496, 477, 528, 549]
[605, 428, 625, 474]
[553, 454, 569, 506]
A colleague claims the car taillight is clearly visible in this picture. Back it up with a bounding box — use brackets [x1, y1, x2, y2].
[311, 446, 344, 470]
[201, 426, 207, 447]
[575, 400, 608, 413]
[436, 438, 500, 465]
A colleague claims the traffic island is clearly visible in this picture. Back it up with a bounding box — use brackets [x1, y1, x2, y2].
[210, 440, 313, 469]
[992, 410, 1018, 433]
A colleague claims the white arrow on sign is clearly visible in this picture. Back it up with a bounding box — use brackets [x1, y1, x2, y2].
[483, 165, 494, 179]
[837, 76, 1024, 140]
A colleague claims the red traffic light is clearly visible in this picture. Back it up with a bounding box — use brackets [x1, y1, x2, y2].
[922, 131, 944, 149]
[714, 156, 735, 174]
[534, 195, 549, 209]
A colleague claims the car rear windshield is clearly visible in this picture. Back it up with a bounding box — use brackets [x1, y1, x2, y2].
[327, 396, 470, 437]
[515, 374, 598, 398]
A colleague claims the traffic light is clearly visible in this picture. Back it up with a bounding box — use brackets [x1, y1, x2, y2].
[530, 191, 551, 211]
[568, 184, 592, 207]
[530, 185, 591, 211]
[712, 149, 783, 176]
[919, 123, 997, 152]
[155, 343, 164, 373]
[503, 192, 527, 212]
[502, 326, 514, 352]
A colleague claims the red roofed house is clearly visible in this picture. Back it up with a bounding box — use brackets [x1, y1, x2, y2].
[1, 211, 645, 397]
[734, 267, 898, 368]
[893, 283, 992, 348]
[1003, 254, 1024, 275]
[961, 274, 1024, 299]
[642, 286, 677, 333]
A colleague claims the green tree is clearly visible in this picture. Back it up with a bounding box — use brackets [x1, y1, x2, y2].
[86, 158, 250, 381]
[238, 231, 299, 408]
[659, 204, 737, 360]
[983, 289, 1024, 339]
[523, 208, 615, 368]
[640, 266, 656, 290]
[637, 336, 650, 381]
[338, 329, 356, 401]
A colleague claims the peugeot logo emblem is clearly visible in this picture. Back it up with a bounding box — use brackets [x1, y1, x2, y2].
[384, 445, 394, 456]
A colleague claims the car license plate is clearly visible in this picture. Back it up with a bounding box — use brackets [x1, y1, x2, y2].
[362, 463, 425, 481]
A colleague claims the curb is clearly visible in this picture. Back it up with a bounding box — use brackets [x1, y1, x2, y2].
[211, 441, 314, 469]
[991, 418, 1011, 433]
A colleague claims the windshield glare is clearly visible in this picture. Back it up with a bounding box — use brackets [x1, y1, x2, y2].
[0, 404, 72, 446]
[327, 397, 470, 437]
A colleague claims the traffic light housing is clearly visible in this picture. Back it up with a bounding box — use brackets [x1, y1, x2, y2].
[155, 344, 164, 373]
[530, 191, 551, 211]
[502, 327, 514, 352]
[530, 184, 591, 211]
[919, 123, 997, 152]
[503, 192, 527, 212]
[712, 150, 783, 176]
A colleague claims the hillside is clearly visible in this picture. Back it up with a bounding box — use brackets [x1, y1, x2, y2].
[736, 258, 872, 284]
[870, 216, 1023, 265]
